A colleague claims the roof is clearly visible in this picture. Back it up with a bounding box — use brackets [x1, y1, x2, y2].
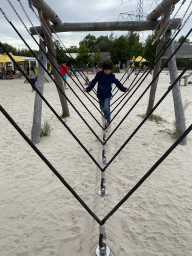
[162, 42, 192, 59]
[0, 54, 37, 61]
[91, 52, 111, 61]
[65, 53, 78, 59]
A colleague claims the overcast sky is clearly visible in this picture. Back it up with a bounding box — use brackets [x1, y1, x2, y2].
[0, 0, 192, 51]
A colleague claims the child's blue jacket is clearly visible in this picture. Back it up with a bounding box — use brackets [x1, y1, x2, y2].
[86, 71, 127, 100]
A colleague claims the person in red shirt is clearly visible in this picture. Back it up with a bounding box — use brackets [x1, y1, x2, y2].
[59, 62, 68, 89]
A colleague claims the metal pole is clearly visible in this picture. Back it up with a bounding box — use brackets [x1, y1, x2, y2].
[96, 225, 110, 256]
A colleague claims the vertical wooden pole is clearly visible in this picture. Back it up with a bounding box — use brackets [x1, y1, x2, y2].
[42, 15, 70, 117]
[146, 5, 172, 115]
[31, 38, 46, 144]
[165, 30, 187, 145]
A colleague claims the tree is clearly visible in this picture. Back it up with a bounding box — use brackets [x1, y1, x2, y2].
[76, 42, 91, 66]
[54, 40, 68, 64]
[126, 31, 139, 46]
[131, 41, 143, 59]
[176, 35, 189, 43]
[94, 49, 103, 66]
[142, 31, 158, 67]
[108, 32, 115, 42]
[67, 45, 78, 53]
[109, 35, 131, 68]
[94, 35, 111, 52]
[0, 43, 39, 57]
[79, 34, 96, 52]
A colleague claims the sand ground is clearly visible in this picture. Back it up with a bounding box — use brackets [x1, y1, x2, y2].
[0, 71, 192, 256]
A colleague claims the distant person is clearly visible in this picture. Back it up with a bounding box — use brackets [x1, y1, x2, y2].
[84, 59, 129, 129]
[29, 66, 36, 91]
[7, 67, 13, 79]
[25, 63, 29, 76]
[20, 64, 24, 72]
[59, 62, 68, 89]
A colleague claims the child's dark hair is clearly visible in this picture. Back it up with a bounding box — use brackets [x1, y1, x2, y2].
[102, 59, 113, 70]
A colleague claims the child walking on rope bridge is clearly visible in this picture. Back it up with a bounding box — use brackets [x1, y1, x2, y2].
[84, 59, 129, 126]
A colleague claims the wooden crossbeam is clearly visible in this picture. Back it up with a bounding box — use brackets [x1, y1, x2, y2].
[30, 19, 181, 35]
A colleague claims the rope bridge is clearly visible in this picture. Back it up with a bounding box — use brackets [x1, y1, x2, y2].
[0, 0, 192, 255]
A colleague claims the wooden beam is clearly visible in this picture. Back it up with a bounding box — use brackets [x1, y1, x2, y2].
[32, 0, 62, 24]
[147, 0, 180, 21]
[30, 19, 181, 35]
[31, 38, 46, 144]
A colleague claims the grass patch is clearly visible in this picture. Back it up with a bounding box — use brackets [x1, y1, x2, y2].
[137, 113, 167, 124]
[60, 113, 68, 119]
[40, 121, 53, 137]
[167, 100, 191, 139]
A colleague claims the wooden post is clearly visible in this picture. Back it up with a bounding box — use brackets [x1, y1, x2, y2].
[31, 0, 62, 24]
[165, 30, 187, 145]
[42, 15, 70, 117]
[147, 0, 180, 20]
[31, 38, 46, 144]
[146, 5, 172, 115]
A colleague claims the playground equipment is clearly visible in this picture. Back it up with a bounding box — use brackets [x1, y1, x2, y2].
[1, 0, 192, 255]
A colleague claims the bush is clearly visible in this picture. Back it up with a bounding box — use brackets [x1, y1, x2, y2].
[40, 121, 53, 137]
[113, 65, 120, 73]
[176, 58, 191, 70]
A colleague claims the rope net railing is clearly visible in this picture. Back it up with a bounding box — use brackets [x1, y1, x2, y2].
[109, 0, 192, 113]
[7, 0, 103, 118]
[110, 0, 192, 105]
[1, 0, 192, 254]
[27, 0, 99, 97]
[103, 28, 192, 137]
[0, 8, 106, 142]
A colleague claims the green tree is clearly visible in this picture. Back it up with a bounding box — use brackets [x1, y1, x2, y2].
[94, 49, 103, 66]
[142, 31, 158, 67]
[0, 43, 39, 57]
[131, 41, 143, 59]
[54, 40, 68, 64]
[79, 34, 96, 52]
[94, 35, 111, 52]
[177, 35, 189, 43]
[0, 43, 17, 55]
[67, 45, 78, 53]
[108, 32, 115, 42]
[76, 42, 91, 66]
[109, 35, 131, 67]
[125, 31, 140, 46]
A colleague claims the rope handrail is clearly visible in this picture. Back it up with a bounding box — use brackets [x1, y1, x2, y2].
[6, 1, 103, 116]
[0, 11, 105, 135]
[105, 27, 189, 131]
[102, 123, 192, 224]
[27, 0, 93, 85]
[110, 16, 184, 110]
[111, 0, 189, 99]
[0, 42, 103, 170]
[111, 3, 174, 96]
[0, 105, 103, 226]
[103, 55, 192, 170]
